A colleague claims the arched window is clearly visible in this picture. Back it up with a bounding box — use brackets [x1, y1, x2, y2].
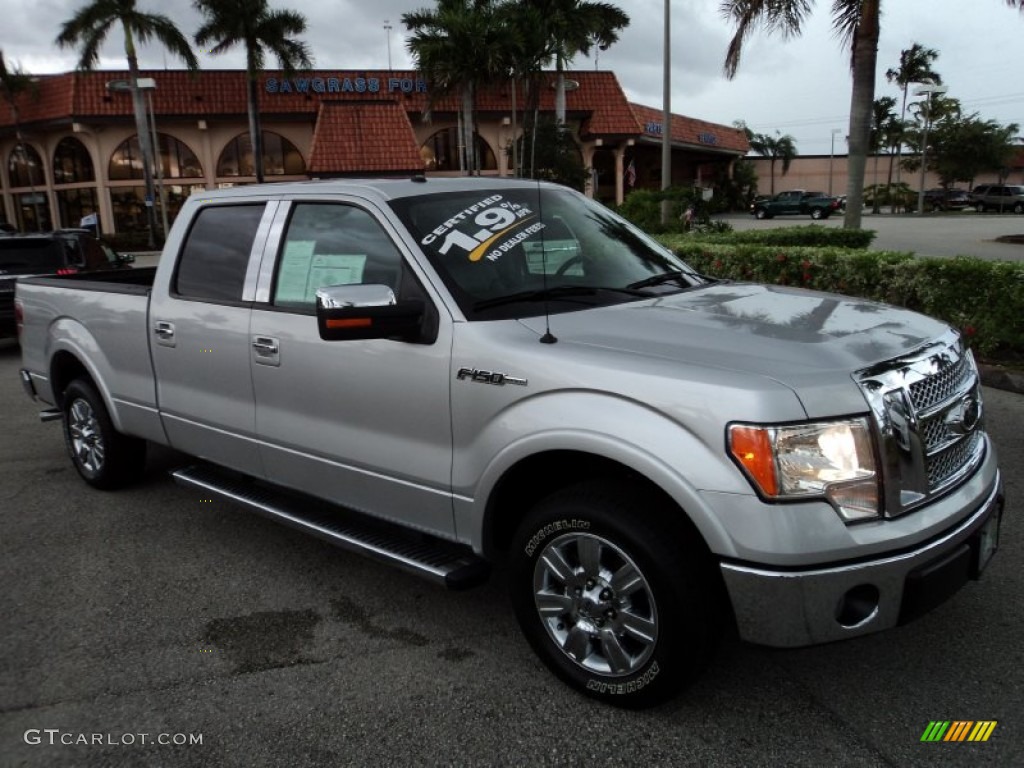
[8, 143, 45, 188]
[109, 133, 203, 180]
[216, 131, 305, 177]
[53, 137, 95, 184]
[420, 128, 497, 172]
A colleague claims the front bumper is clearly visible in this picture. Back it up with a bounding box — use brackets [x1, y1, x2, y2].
[720, 472, 1003, 647]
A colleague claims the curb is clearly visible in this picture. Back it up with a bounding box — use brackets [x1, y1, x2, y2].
[978, 363, 1024, 395]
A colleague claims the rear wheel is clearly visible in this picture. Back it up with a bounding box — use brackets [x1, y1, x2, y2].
[1014, 202, 1023, 214]
[509, 481, 721, 708]
[810, 208, 824, 220]
[63, 379, 146, 489]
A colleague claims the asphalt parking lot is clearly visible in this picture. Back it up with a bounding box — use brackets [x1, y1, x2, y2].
[721, 209, 1024, 261]
[0, 334, 1021, 767]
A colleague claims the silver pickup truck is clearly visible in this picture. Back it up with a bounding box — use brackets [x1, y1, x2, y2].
[16, 178, 1003, 707]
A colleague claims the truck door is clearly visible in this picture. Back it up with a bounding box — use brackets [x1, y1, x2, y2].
[149, 202, 273, 476]
[249, 201, 456, 537]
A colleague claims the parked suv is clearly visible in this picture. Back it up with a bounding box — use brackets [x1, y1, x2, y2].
[0, 230, 132, 336]
[922, 188, 970, 211]
[972, 184, 1024, 213]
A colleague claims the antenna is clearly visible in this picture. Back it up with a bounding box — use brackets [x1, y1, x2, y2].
[536, 180, 557, 344]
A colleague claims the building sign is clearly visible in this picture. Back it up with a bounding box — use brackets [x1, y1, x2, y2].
[645, 121, 719, 146]
[265, 76, 427, 95]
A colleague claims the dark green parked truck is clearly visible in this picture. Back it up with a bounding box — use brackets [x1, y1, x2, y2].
[751, 190, 840, 220]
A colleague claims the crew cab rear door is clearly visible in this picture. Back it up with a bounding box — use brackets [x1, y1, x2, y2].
[149, 202, 274, 476]
[247, 199, 456, 537]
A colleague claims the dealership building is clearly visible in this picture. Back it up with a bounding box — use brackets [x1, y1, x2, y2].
[0, 68, 749, 235]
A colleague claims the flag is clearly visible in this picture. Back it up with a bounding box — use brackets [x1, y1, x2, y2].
[625, 159, 636, 188]
[79, 213, 98, 228]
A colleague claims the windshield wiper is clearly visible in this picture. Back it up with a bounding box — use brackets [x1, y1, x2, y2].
[474, 284, 652, 311]
[626, 270, 707, 290]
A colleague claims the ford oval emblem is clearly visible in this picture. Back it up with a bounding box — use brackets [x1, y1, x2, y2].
[946, 392, 982, 436]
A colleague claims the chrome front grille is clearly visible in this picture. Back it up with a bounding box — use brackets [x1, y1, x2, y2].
[856, 329, 986, 517]
[927, 432, 981, 488]
[907, 353, 971, 411]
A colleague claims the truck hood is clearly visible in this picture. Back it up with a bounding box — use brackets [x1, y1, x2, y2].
[519, 282, 950, 387]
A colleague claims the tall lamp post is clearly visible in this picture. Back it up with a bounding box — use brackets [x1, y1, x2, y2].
[383, 20, 393, 70]
[828, 128, 842, 196]
[914, 83, 948, 214]
[107, 77, 162, 243]
[660, 0, 671, 225]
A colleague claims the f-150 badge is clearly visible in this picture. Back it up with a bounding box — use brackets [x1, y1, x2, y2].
[456, 367, 528, 386]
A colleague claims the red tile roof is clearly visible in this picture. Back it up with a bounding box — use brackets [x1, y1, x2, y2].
[629, 103, 750, 154]
[0, 69, 746, 157]
[308, 100, 424, 174]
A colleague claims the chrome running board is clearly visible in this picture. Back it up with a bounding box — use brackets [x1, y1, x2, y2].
[172, 464, 488, 590]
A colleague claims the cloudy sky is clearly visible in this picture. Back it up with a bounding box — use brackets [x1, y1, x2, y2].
[3, 0, 1023, 155]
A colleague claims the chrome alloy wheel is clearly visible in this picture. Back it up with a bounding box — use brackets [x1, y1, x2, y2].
[533, 532, 658, 676]
[68, 397, 105, 473]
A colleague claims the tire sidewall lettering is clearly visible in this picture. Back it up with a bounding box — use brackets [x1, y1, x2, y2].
[524, 518, 591, 557]
[586, 660, 661, 695]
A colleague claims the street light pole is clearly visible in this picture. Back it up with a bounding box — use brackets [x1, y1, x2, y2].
[828, 128, 842, 197]
[914, 83, 948, 214]
[383, 20, 393, 70]
[146, 88, 169, 240]
[660, 0, 671, 225]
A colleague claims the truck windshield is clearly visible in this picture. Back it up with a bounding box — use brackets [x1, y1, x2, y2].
[389, 186, 703, 320]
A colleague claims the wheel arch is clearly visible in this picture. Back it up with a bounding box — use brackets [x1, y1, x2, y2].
[478, 447, 730, 565]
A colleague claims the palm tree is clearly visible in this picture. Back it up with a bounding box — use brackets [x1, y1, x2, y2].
[537, 0, 629, 127]
[0, 50, 43, 230]
[721, 1, 1024, 229]
[404, 0, 507, 175]
[498, 2, 553, 176]
[194, 0, 312, 184]
[56, 0, 198, 246]
[885, 43, 942, 191]
[749, 132, 796, 195]
[869, 96, 897, 213]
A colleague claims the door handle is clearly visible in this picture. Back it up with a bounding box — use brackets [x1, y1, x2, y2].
[153, 321, 175, 346]
[252, 337, 279, 355]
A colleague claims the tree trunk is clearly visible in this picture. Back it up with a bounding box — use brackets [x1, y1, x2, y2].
[125, 26, 159, 248]
[843, 0, 880, 229]
[461, 84, 475, 175]
[510, 77, 518, 177]
[247, 75, 264, 183]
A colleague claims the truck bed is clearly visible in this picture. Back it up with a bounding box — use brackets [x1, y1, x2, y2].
[20, 266, 158, 295]
[16, 267, 165, 443]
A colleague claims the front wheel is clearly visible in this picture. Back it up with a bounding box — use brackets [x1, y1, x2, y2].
[63, 379, 147, 489]
[509, 481, 721, 708]
[1013, 202, 1023, 214]
[754, 208, 767, 220]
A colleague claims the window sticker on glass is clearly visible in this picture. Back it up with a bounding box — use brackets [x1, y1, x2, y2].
[276, 240, 317, 304]
[419, 194, 544, 263]
[309, 254, 366, 293]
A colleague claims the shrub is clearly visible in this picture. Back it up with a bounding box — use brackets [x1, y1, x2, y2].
[617, 187, 727, 234]
[660, 239, 1024, 359]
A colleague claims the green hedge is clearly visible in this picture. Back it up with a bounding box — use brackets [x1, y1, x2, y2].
[659, 239, 1024, 358]
[685, 225, 876, 249]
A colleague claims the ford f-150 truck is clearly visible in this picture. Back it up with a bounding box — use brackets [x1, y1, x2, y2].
[751, 189, 840, 220]
[16, 178, 1003, 707]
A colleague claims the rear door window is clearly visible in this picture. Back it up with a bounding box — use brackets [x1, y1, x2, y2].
[175, 204, 266, 302]
[0, 239, 64, 274]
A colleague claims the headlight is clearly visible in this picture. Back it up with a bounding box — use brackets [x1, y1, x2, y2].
[728, 418, 880, 522]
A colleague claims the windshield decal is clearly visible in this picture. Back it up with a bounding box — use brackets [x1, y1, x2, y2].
[420, 194, 540, 262]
